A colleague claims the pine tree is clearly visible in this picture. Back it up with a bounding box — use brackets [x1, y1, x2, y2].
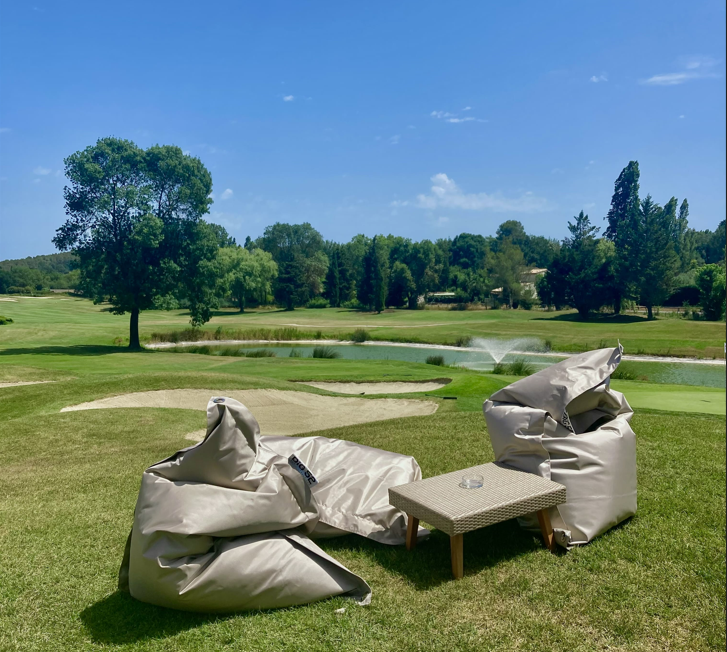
[359, 236, 388, 312]
[605, 161, 641, 313]
[324, 248, 341, 307]
[674, 199, 696, 272]
[638, 195, 679, 319]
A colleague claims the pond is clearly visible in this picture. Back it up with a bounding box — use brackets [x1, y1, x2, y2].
[161, 341, 726, 389]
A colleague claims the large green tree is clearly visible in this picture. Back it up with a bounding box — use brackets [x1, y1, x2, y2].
[605, 161, 641, 313]
[359, 236, 388, 312]
[695, 264, 726, 321]
[489, 237, 525, 307]
[638, 196, 679, 319]
[258, 222, 327, 309]
[53, 137, 214, 348]
[218, 246, 278, 312]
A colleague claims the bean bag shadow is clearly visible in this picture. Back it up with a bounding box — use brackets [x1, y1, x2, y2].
[483, 346, 637, 548]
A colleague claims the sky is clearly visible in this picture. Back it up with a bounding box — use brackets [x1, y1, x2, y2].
[0, 0, 725, 260]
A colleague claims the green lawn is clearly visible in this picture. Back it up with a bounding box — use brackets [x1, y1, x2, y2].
[1, 295, 725, 650]
[1, 294, 725, 358]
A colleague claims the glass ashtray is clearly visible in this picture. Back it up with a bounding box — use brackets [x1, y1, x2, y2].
[460, 473, 484, 489]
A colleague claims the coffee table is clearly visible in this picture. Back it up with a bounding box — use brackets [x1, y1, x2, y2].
[388, 462, 567, 579]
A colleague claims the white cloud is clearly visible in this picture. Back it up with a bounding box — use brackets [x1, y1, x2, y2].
[415, 173, 548, 213]
[33, 166, 52, 175]
[643, 72, 693, 86]
[407, 125, 416, 129]
[679, 114, 685, 119]
[390, 200, 410, 208]
[389, 135, 401, 145]
[33, 178, 41, 184]
[432, 109, 486, 124]
[590, 74, 608, 83]
[435, 216, 450, 226]
[642, 56, 720, 86]
[220, 188, 233, 200]
[0, 127, 10, 134]
[283, 95, 295, 102]
[551, 168, 564, 175]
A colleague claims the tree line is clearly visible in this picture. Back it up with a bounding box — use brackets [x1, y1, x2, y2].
[46, 138, 726, 348]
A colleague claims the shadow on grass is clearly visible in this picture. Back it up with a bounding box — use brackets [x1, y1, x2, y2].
[533, 313, 648, 324]
[80, 523, 551, 643]
[319, 520, 551, 590]
[0, 345, 149, 356]
[80, 591, 236, 644]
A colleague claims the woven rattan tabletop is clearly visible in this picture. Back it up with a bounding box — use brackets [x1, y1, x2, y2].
[389, 462, 566, 536]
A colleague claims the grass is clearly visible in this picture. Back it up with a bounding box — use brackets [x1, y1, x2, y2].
[0, 379, 724, 651]
[1, 295, 725, 358]
[0, 294, 725, 650]
[425, 354, 446, 366]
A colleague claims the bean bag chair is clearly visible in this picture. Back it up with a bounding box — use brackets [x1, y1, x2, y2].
[483, 346, 637, 548]
[120, 395, 421, 612]
[263, 435, 422, 544]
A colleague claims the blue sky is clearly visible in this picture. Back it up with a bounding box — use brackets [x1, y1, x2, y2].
[1, 0, 725, 260]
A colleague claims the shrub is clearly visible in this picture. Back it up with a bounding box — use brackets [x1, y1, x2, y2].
[311, 346, 340, 359]
[289, 348, 302, 358]
[543, 339, 552, 352]
[450, 302, 469, 311]
[611, 364, 638, 381]
[350, 328, 370, 343]
[342, 299, 363, 310]
[426, 355, 446, 366]
[491, 359, 534, 376]
[454, 336, 471, 348]
[244, 349, 276, 358]
[314, 330, 323, 339]
[306, 297, 330, 309]
[149, 326, 306, 344]
[506, 358, 534, 376]
[0, 315, 13, 325]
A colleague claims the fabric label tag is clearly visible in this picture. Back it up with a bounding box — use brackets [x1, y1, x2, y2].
[288, 455, 318, 487]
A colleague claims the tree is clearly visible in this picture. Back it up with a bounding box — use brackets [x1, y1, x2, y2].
[495, 220, 528, 251]
[673, 199, 696, 272]
[258, 222, 327, 309]
[406, 240, 441, 308]
[53, 137, 213, 348]
[695, 264, 726, 320]
[387, 261, 416, 307]
[218, 246, 278, 312]
[449, 233, 489, 270]
[359, 236, 388, 312]
[489, 237, 525, 307]
[323, 245, 351, 307]
[561, 212, 609, 318]
[605, 161, 641, 313]
[639, 195, 679, 319]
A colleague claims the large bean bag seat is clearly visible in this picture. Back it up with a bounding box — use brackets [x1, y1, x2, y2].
[483, 346, 637, 548]
[120, 395, 421, 612]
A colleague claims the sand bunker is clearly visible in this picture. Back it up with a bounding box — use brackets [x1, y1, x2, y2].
[60, 388, 438, 436]
[0, 380, 55, 389]
[298, 380, 448, 395]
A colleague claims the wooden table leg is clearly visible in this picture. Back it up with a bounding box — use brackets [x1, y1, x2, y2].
[450, 533, 464, 579]
[536, 508, 556, 552]
[406, 515, 419, 551]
